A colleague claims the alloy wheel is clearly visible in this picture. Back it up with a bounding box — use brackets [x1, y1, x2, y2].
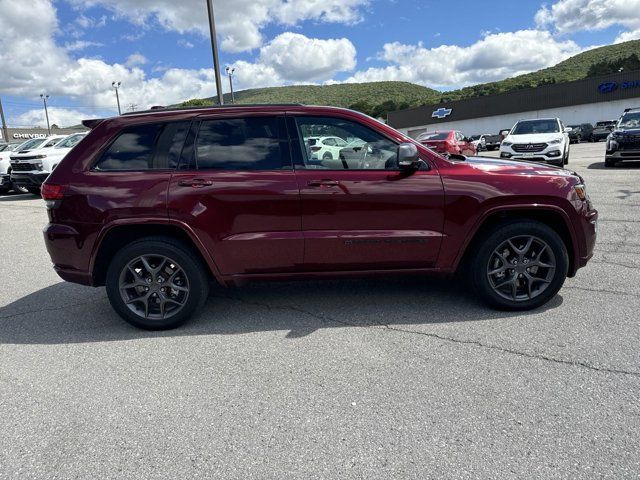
[486, 235, 556, 302]
[118, 255, 190, 320]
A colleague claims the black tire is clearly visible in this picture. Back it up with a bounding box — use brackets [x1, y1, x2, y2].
[12, 184, 29, 194]
[468, 220, 569, 311]
[576, 135, 582, 144]
[563, 148, 569, 165]
[26, 187, 41, 196]
[605, 158, 616, 168]
[322, 152, 333, 161]
[106, 236, 210, 330]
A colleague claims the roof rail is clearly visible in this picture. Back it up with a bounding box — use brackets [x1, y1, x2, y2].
[121, 103, 305, 116]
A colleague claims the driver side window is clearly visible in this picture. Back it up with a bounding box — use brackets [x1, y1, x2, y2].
[294, 116, 399, 170]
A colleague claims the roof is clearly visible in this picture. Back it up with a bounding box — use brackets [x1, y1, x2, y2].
[121, 103, 305, 116]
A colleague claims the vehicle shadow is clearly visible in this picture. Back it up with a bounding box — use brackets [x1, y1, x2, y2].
[0, 193, 39, 202]
[0, 277, 563, 345]
[588, 161, 640, 169]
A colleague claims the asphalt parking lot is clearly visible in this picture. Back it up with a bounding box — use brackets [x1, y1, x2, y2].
[1, 142, 639, 479]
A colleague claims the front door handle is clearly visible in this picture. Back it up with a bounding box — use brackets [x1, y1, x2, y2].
[178, 178, 213, 188]
[307, 180, 339, 187]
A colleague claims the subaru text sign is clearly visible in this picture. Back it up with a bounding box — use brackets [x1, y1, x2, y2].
[432, 107, 452, 119]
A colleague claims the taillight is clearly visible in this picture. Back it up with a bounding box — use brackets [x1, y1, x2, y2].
[310, 146, 321, 152]
[41, 183, 67, 200]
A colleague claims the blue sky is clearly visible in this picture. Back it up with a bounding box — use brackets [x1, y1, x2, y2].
[0, 0, 639, 128]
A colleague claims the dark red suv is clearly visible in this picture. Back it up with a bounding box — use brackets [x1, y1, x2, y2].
[42, 105, 598, 329]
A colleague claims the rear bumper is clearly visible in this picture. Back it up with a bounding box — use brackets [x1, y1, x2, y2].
[10, 172, 48, 187]
[43, 223, 95, 286]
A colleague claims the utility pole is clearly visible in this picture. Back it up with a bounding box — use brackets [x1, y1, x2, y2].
[0, 98, 9, 143]
[205, 0, 224, 105]
[112, 81, 122, 115]
[127, 103, 138, 112]
[40, 94, 51, 135]
[226, 66, 236, 103]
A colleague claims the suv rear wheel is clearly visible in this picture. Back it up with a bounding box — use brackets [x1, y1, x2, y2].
[469, 220, 568, 310]
[106, 236, 209, 330]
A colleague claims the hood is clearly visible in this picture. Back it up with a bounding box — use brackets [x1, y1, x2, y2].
[505, 133, 564, 144]
[613, 128, 640, 135]
[464, 155, 577, 177]
[10, 147, 53, 159]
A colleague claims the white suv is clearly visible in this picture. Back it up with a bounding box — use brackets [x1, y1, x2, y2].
[306, 136, 350, 160]
[9, 134, 72, 194]
[0, 138, 52, 193]
[500, 118, 570, 167]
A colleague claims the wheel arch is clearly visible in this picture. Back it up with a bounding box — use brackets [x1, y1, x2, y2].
[455, 206, 578, 278]
[91, 221, 223, 287]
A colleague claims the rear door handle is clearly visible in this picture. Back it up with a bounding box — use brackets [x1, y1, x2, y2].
[307, 180, 339, 187]
[178, 178, 213, 188]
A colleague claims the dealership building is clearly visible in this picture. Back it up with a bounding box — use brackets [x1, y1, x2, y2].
[388, 71, 640, 138]
[1, 126, 86, 144]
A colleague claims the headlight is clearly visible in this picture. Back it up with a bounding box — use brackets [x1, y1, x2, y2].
[548, 138, 562, 145]
[502, 142, 513, 147]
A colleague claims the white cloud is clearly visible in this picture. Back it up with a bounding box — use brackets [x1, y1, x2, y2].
[66, 0, 368, 52]
[615, 29, 640, 43]
[14, 108, 98, 128]
[535, 0, 640, 33]
[258, 33, 356, 82]
[0, 0, 357, 126]
[125, 52, 148, 67]
[177, 39, 194, 49]
[345, 30, 582, 88]
[64, 40, 104, 52]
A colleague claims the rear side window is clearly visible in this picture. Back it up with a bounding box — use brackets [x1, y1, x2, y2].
[195, 117, 285, 170]
[95, 122, 189, 171]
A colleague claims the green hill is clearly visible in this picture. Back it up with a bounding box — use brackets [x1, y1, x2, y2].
[442, 39, 640, 102]
[182, 81, 441, 118]
[181, 39, 640, 117]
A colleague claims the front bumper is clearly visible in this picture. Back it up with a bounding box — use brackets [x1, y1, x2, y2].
[606, 149, 640, 162]
[10, 172, 49, 187]
[500, 145, 564, 164]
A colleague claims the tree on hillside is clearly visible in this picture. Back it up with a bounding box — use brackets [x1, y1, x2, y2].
[587, 54, 640, 77]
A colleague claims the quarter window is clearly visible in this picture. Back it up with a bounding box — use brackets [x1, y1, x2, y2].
[294, 116, 399, 170]
[94, 122, 189, 171]
[195, 117, 285, 170]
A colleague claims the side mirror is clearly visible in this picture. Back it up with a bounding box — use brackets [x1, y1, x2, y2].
[398, 142, 420, 169]
[564, 127, 572, 133]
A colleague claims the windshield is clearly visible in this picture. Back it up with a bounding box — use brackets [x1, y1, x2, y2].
[596, 121, 615, 127]
[512, 120, 560, 135]
[17, 138, 48, 150]
[42, 137, 64, 148]
[418, 132, 449, 141]
[55, 134, 85, 149]
[618, 112, 640, 129]
[470, 135, 481, 140]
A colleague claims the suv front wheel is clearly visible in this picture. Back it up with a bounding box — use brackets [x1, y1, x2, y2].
[469, 221, 569, 310]
[106, 236, 210, 330]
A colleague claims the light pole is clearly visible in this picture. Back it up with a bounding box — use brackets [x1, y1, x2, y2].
[205, 0, 224, 105]
[112, 81, 122, 115]
[226, 66, 236, 103]
[40, 94, 51, 135]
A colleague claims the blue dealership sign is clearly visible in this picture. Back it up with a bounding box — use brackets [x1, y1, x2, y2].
[432, 107, 452, 119]
[598, 82, 618, 94]
[598, 80, 640, 94]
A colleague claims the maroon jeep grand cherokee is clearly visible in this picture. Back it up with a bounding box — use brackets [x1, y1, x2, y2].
[42, 105, 597, 330]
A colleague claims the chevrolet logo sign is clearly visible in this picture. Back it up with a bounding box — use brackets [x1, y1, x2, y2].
[432, 107, 452, 119]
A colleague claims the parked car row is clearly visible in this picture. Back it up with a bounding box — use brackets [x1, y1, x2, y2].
[0, 132, 87, 195]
